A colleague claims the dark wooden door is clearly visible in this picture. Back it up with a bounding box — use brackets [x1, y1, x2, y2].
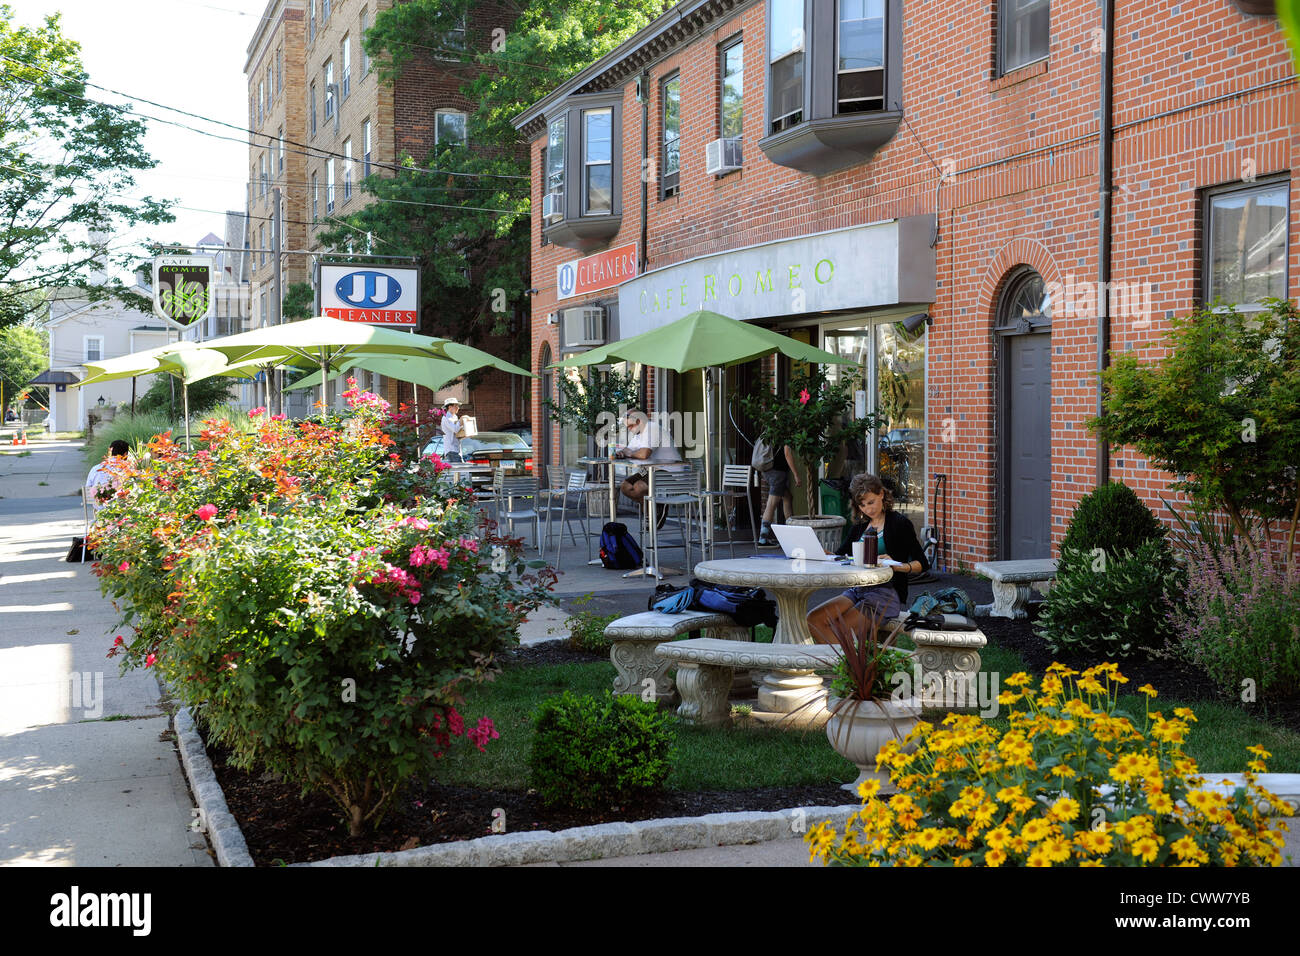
[1003, 332, 1053, 559]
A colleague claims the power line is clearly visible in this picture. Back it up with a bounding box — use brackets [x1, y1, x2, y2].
[1, 56, 529, 183]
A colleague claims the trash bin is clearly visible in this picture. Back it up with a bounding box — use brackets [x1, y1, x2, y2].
[820, 478, 851, 521]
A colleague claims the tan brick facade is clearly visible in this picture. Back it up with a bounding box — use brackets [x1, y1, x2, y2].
[520, 0, 1298, 564]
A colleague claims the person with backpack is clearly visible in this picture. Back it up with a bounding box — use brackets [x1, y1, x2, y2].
[806, 472, 930, 643]
[756, 443, 799, 547]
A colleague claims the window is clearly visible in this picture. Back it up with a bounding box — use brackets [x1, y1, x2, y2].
[257, 80, 264, 125]
[583, 108, 612, 214]
[838, 0, 884, 113]
[545, 116, 565, 220]
[435, 110, 467, 148]
[324, 60, 335, 119]
[341, 35, 351, 99]
[265, 67, 272, 110]
[363, 120, 372, 176]
[343, 138, 353, 200]
[259, 226, 266, 266]
[760, 0, 901, 175]
[309, 0, 316, 42]
[310, 81, 317, 135]
[720, 37, 744, 139]
[278, 131, 285, 173]
[360, 8, 371, 74]
[84, 336, 103, 363]
[312, 171, 319, 218]
[661, 74, 680, 198]
[439, 13, 467, 58]
[249, 95, 255, 127]
[322, 0, 331, 22]
[326, 159, 335, 213]
[259, 154, 267, 196]
[999, 0, 1050, 74]
[276, 47, 283, 93]
[1204, 178, 1288, 308]
[769, 0, 804, 133]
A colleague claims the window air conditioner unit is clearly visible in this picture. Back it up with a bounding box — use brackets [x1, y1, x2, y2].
[562, 306, 606, 349]
[705, 137, 743, 175]
[542, 191, 563, 220]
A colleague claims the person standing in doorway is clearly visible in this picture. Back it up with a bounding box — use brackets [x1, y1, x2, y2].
[757, 443, 799, 547]
[441, 397, 466, 463]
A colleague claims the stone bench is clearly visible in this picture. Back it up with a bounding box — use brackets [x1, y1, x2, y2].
[907, 627, 989, 712]
[654, 639, 844, 726]
[973, 559, 1058, 619]
[605, 611, 749, 702]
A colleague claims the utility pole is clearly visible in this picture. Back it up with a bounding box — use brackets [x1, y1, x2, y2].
[272, 185, 284, 415]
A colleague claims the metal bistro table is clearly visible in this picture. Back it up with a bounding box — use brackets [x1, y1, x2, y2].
[575, 456, 682, 578]
[693, 558, 893, 723]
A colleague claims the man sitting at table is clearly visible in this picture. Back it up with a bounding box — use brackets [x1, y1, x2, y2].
[613, 408, 682, 513]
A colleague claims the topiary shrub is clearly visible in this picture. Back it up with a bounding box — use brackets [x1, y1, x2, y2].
[529, 691, 676, 810]
[1036, 540, 1185, 659]
[1059, 481, 1167, 559]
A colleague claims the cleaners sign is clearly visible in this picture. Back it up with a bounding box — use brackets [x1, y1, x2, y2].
[318, 264, 420, 326]
[555, 243, 637, 301]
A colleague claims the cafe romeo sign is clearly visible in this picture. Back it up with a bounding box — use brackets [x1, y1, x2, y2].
[617, 216, 935, 337]
[152, 255, 216, 325]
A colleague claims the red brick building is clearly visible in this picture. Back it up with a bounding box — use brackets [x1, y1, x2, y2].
[514, 0, 1296, 565]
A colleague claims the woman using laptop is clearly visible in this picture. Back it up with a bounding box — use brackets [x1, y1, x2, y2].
[806, 473, 929, 643]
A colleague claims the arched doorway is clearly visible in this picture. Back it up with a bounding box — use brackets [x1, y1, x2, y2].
[996, 269, 1053, 559]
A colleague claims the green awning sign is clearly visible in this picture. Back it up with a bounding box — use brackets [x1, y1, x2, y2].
[152, 255, 215, 325]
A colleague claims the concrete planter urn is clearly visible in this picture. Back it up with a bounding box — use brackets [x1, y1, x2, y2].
[787, 514, 846, 554]
[825, 695, 922, 793]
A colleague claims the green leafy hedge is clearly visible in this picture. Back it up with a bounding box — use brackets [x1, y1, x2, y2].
[529, 691, 675, 810]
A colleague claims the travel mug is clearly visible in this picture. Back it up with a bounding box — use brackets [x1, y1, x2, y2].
[852, 540, 866, 566]
[864, 533, 878, 566]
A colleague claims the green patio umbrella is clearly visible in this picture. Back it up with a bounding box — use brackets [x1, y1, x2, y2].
[75, 342, 266, 448]
[199, 316, 453, 409]
[285, 342, 534, 395]
[549, 309, 856, 557]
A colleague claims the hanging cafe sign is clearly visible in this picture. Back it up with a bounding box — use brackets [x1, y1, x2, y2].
[152, 256, 216, 325]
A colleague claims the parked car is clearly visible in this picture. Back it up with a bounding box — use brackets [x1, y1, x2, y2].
[494, 421, 533, 447]
[422, 431, 534, 472]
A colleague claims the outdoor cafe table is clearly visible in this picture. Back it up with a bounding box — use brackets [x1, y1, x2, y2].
[692, 557, 893, 722]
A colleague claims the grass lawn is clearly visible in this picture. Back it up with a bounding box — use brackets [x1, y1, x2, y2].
[437, 659, 856, 791]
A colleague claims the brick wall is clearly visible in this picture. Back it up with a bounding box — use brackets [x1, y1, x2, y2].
[527, 0, 1298, 564]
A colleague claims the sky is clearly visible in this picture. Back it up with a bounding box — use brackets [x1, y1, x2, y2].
[15, 0, 268, 260]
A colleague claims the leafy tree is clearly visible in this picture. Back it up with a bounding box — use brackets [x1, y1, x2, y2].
[1090, 298, 1300, 570]
[0, 320, 46, 407]
[282, 281, 315, 321]
[541, 366, 640, 451]
[136, 373, 234, 419]
[0, 7, 173, 327]
[318, 0, 670, 366]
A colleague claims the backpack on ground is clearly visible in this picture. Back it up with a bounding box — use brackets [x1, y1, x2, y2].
[648, 583, 697, 614]
[909, 586, 976, 619]
[599, 521, 643, 570]
[751, 438, 775, 472]
[688, 578, 778, 629]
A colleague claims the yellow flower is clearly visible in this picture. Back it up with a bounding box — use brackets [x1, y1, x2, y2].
[857, 778, 882, 801]
[1170, 835, 1209, 863]
[1074, 830, 1113, 855]
[912, 828, 944, 850]
[1050, 765, 1078, 780]
[1130, 836, 1161, 863]
[1147, 791, 1175, 814]
[1026, 846, 1053, 866]
[1020, 819, 1052, 843]
[1004, 672, 1033, 687]
[1137, 683, 1158, 698]
[1040, 675, 1064, 698]
[1049, 797, 1081, 822]
[1050, 719, 1077, 736]
[1044, 837, 1073, 863]
[1173, 707, 1197, 722]
[984, 848, 1007, 867]
[995, 785, 1023, 804]
[1246, 745, 1272, 760]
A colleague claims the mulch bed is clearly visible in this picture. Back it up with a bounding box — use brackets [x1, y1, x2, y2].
[203, 637, 847, 866]
[981, 608, 1300, 730]
[200, 625, 1299, 866]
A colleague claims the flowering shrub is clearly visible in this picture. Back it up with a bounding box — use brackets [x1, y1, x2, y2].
[90, 388, 554, 834]
[807, 664, 1294, 867]
[1172, 538, 1300, 699]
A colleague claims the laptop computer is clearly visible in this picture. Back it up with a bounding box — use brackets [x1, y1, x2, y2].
[771, 524, 843, 563]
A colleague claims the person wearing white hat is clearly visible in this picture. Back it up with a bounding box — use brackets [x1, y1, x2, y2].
[441, 397, 466, 462]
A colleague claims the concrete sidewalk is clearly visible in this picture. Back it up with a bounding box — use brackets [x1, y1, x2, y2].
[0, 430, 210, 866]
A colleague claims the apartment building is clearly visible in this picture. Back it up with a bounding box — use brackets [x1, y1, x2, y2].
[515, 0, 1295, 564]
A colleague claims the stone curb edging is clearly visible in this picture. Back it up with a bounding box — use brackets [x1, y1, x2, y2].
[173, 706, 255, 868]
[293, 805, 861, 867]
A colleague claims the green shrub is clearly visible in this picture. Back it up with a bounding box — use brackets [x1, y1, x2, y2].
[529, 691, 676, 810]
[136, 374, 234, 417]
[83, 410, 174, 464]
[565, 594, 617, 653]
[1059, 481, 1166, 560]
[1035, 539, 1185, 659]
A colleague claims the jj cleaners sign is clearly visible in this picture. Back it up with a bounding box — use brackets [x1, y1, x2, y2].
[152, 256, 216, 325]
[318, 264, 420, 327]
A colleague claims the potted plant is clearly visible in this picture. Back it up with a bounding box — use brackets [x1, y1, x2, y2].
[741, 366, 878, 551]
[820, 608, 921, 794]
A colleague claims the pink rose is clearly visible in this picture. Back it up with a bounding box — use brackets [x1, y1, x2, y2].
[118, 561, 130, 572]
[195, 504, 218, 521]
[248, 406, 266, 418]
[799, 389, 811, 405]
[145, 653, 156, 668]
